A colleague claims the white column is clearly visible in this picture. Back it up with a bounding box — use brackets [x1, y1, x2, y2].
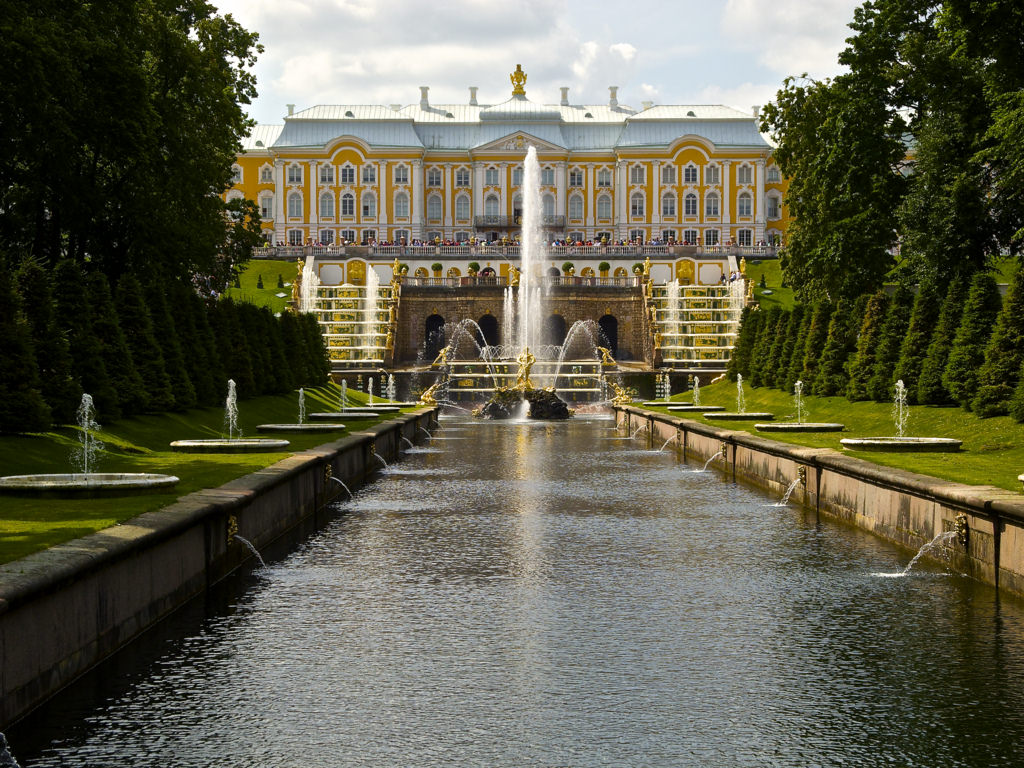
[586, 165, 595, 231]
[499, 163, 507, 216]
[616, 159, 628, 240]
[652, 160, 661, 233]
[556, 161, 567, 217]
[378, 160, 388, 233]
[309, 160, 318, 235]
[755, 158, 766, 241]
[443, 165, 453, 229]
[473, 162, 484, 219]
[274, 159, 285, 243]
[720, 160, 731, 237]
[411, 160, 424, 240]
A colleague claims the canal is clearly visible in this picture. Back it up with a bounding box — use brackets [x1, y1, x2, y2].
[11, 413, 1024, 766]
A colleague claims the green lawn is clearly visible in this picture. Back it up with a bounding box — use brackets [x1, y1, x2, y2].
[743, 258, 795, 310]
[0, 385, 412, 564]
[641, 380, 1024, 493]
[223, 258, 298, 313]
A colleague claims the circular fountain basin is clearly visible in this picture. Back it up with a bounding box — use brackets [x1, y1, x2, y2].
[668, 405, 725, 412]
[757, 422, 845, 433]
[342, 406, 401, 413]
[704, 412, 774, 421]
[642, 401, 676, 408]
[170, 439, 290, 453]
[310, 411, 379, 420]
[0, 473, 180, 497]
[257, 423, 347, 433]
[840, 437, 962, 452]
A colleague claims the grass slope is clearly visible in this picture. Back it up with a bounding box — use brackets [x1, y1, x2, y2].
[743, 259, 795, 310]
[642, 381, 1024, 493]
[0, 385, 408, 564]
[223, 259, 298, 313]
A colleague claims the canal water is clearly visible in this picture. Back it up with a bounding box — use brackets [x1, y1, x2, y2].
[12, 414, 1024, 766]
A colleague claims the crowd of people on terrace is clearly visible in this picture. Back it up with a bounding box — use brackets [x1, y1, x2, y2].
[266, 236, 775, 249]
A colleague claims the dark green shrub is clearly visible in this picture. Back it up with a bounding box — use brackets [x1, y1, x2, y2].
[1009, 358, 1024, 422]
[431, 262, 442, 273]
[598, 261, 611, 273]
[561, 261, 574, 274]
[632, 262, 644, 274]
[799, 301, 833, 391]
[277, 273, 285, 289]
[117, 274, 174, 412]
[774, 304, 805, 391]
[727, 306, 760, 381]
[86, 272, 147, 417]
[146, 280, 196, 410]
[763, 308, 791, 389]
[943, 272, 1001, 409]
[784, 303, 813, 392]
[867, 283, 915, 401]
[813, 298, 858, 397]
[468, 261, 481, 274]
[918, 279, 969, 405]
[972, 264, 1024, 416]
[210, 299, 256, 397]
[0, 262, 51, 433]
[894, 277, 942, 404]
[256, 274, 264, 289]
[846, 290, 890, 401]
[749, 307, 784, 387]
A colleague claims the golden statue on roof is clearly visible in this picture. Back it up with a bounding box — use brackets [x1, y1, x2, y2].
[511, 64, 527, 96]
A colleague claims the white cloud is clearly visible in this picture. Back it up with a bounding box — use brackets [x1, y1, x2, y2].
[609, 42, 637, 62]
[572, 41, 599, 79]
[697, 82, 779, 113]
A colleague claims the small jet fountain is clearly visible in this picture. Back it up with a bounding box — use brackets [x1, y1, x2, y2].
[668, 375, 725, 413]
[756, 379, 845, 433]
[258, 387, 348, 433]
[841, 380, 962, 452]
[704, 374, 774, 421]
[171, 380, 291, 452]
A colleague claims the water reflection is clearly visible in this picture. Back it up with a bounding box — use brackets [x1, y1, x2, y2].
[12, 415, 1024, 767]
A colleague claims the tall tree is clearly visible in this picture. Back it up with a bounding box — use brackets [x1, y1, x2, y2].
[0, 258, 51, 432]
[943, 272, 1001, 409]
[972, 263, 1024, 417]
[866, 282, 915, 401]
[894, 277, 941, 403]
[86, 271, 148, 417]
[116, 273, 174, 412]
[846, 290, 890, 401]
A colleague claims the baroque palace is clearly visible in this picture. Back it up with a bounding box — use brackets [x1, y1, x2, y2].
[229, 66, 789, 249]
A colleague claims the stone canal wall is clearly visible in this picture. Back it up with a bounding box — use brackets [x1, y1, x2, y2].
[0, 409, 438, 729]
[616, 406, 1024, 598]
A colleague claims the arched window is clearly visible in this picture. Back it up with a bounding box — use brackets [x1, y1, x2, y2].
[287, 164, 302, 184]
[341, 193, 354, 217]
[340, 164, 355, 184]
[630, 192, 645, 217]
[512, 166, 523, 187]
[662, 193, 676, 217]
[684, 193, 697, 217]
[455, 168, 471, 187]
[597, 168, 612, 187]
[542, 194, 555, 217]
[230, 164, 242, 184]
[630, 165, 645, 184]
[568, 194, 583, 221]
[477, 314, 500, 347]
[485, 166, 499, 186]
[259, 193, 273, 220]
[767, 194, 781, 220]
[319, 192, 334, 219]
[737, 192, 752, 217]
[395, 192, 409, 218]
[361, 192, 376, 218]
[569, 168, 584, 187]
[260, 165, 273, 183]
[427, 194, 442, 221]
[287, 192, 302, 219]
[705, 192, 719, 217]
[455, 194, 470, 221]
[597, 194, 612, 219]
[541, 167, 555, 186]
[683, 164, 698, 184]
[598, 315, 618, 356]
[425, 315, 445, 358]
[737, 164, 752, 184]
[661, 165, 676, 184]
[484, 195, 499, 217]
[766, 165, 781, 183]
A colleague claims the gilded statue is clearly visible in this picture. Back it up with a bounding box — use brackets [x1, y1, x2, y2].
[607, 379, 633, 405]
[642, 255, 651, 278]
[392, 257, 401, 277]
[596, 346, 617, 366]
[385, 329, 394, 351]
[515, 347, 536, 390]
[510, 64, 527, 96]
[431, 345, 451, 368]
[418, 381, 441, 405]
[509, 265, 520, 287]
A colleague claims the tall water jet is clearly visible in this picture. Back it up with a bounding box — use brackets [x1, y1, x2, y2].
[386, 375, 396, 402]
[692, 376, 701, 407]
[794, 380, 805, 424]
[173, 380, 289, 452]
[363, 265, 380, 361]
[297, 388, 306, 425]
[736, 374, 746, 414]
[518, 145, 544, 355]
[368, 377, 375, 406]
[73, 394, 104, 475]
[502, 286, 515, 352]
[340, 381, 348, 411]
[893, 379, 909, 438]
[224, 379, 240, 440]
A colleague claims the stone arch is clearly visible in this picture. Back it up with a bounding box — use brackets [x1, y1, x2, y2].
[598, 315, 619, 356]
[544, 314, 567, 346]
[477, 314, 500, 347]
[425, 314, 446, 359]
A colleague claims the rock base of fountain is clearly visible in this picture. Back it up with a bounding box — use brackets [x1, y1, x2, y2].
[525, 388, 572, 420]
[704, 412, 774, 421]
[757, 422, 845, 432]
[170, 439, 290, 453]
[0, 473, 180, 497]
[840, 437, 962, 452]
[475, 387, 572, 420]
[476, 388, 521, 419]
[257, 423, 347, 433]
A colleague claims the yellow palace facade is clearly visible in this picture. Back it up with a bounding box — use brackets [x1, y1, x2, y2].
[229, 67, 790, 249]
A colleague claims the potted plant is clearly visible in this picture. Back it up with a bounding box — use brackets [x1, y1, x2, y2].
[431, 262, 442, 275]
[632, 262, 644, 275]
[562, 261, 574, 275]
[598, 261, 610, 276]
[468, 261, 480, 276]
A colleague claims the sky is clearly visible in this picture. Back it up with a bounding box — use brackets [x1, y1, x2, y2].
[213, 0, 863, 126]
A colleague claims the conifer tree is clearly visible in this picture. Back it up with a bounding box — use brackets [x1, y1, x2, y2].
[1009, 359, 1024, 422]
[784, 303, 813, 392]
[86, 272, 148, 416]
[16, 258, 81, 423]
[212, 299, 256, 396]
[813, 298, 858, 397]
[867, 282, 915, 401]
[943, 272, 1002, 409]
[300, 312, 329, 385]
[0, 261, 51, 432]
[116, 273, 174, 412]
[846, 290, 890, 401]
[749, 308, 783, 388]
[191, 293, 227, 404]
[264, 309, 295, 393]
[972, 264, 1024, 416]
[918, 279, 969, 405]
[146, 281, 196, 410]
[726, 306, 760, 381]
[799, 301, 833, 391]
[239, 302, 274, 395]
[52, 260, 119, 418]
[894, 277, 941, 404]
[775, 304, 805, 391]
[763, 308, 791, 389]
[167, 283, 220, 407]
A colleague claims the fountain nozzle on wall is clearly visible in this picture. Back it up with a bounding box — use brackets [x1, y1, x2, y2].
[955, 513, 969, 548]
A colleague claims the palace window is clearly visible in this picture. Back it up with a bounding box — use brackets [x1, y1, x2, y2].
[512, 166, 523, 187]
[767, 194, 781, 220]
[661, 229, 677, 242]
[597, 194, 612, 219]
[542, 194, 555, 217]
[259, 194, 273, 220]
[341, 193, 354, 217]
[704, 229, 719, 246]
[738, 192, 752, 217]
[766, 165, 781, 183]
[597, 168, 612, 187]
[630, 229, 645, 242]
[319, 192, 334, 219]
[568, 231, 584, 243]
[569, 168, 584, 187]
[705, 191, 719, 217]
[394, 165, 409, 184]
[260, 165, 273, 183]
[455, 168, 471, 187]
[541, 167, 555, 186]
[320, 165, 334, 185]
[596, 231, 612, 242]
[455, 231, 470, 243]
[394, 229, 410, 243]
[427, 168, 442, 187]
[361, 192, 376, 218]
[705, 165, 720, 185]
[427, 194, 442, 221]
[738, 229, 753, 247]
[320, 230, 334, 245]
[340, 165, 355, 184]
[395, 192, 409, 218]
[484, 195, 499, 216]
[683, 164, 698, 184]
[288, 229, 303, 245]
[340, 229, 356, 242]
[287, 192, 302, 218]
[684, 193, 697, 217]
[455, 194, 470, 221]
[568, 194, 583, 221]
[362, 165, 376, 184]
[230, 165, 242, 184]
[287, 164, 302, 184]
[485, 167, 499, 186]
[362, 230, 376, 244]
[662, 165, 676, 184]
[662, 192, 676, 217]
[737, 164, 752, 184]
[683, 229, 698, 244]
[630, 192, 645, 217]
[630, 164, 645, 184]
